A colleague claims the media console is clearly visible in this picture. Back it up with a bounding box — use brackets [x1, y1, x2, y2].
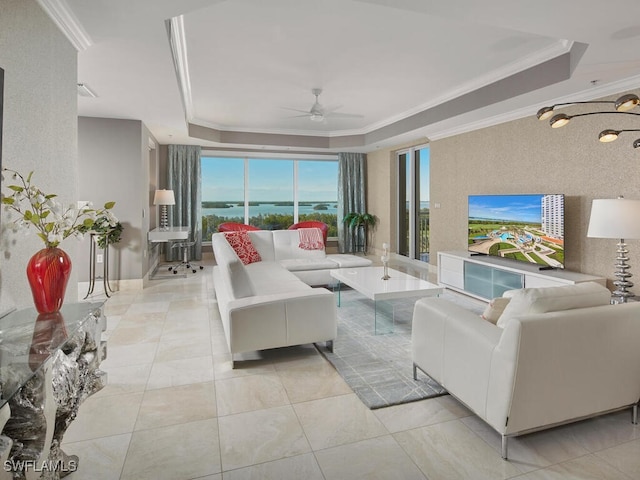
[438, 251, 606, 301]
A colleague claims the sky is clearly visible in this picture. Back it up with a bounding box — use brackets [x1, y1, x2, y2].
[468, 194, 553, 223]
[201, 157, 338, 202]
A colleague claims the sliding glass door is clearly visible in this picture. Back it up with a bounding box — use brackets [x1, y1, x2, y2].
[397, 145, 430, 262]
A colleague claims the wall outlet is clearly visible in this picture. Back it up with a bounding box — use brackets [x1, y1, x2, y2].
[96, 253, 104, 263]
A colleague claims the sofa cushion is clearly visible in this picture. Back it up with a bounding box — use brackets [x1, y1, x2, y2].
[272, 230, 327, 261]
[496, 281, 611, 328]
[225, 258, 255, 299]
[279, 258, 339, 272]
[247, 231, 276, 261]
[481, 297, 511, 325]
[244, 261, 311, 295]
[224, 231, 262, 265]
[326, 254, 373, 268]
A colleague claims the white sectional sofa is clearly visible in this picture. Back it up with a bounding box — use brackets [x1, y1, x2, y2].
[411, 282, 640, 459]
[211, 229, 371, 366]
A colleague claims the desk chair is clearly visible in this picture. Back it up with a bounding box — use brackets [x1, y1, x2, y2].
[168, 238, 204, 274]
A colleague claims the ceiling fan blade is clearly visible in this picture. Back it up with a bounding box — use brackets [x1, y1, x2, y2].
[287, 114, 313, 118]
[326, 111, 364, 119]
[282, 106, 311, 114]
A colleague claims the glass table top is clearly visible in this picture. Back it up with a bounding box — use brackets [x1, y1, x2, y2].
[0, 301, 104, 409]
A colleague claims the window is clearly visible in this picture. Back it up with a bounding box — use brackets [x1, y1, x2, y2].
[397, 145, 430, 262]
[201, 155, 338, 242]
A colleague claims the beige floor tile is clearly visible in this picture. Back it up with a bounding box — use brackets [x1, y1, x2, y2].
[216, 374, 290, 416]
[215, 374, 290, 416]
[62, 433, 131, 480]
[293, 393, 388, 450]
[64, 392, 144, 443]
[213, 354, 276, 380]
[516, 453, 635, 480]
[125, 300, 171, 315]
[461, 415, 590, 473]
[117, 311, 167, 329]
[108, 322, 164, 346]
[169, 297, 210, 311]
[562, 410, 640, 453]
[155, 336, 213, 362]
[146, 355, 214, 390]
[135, 381, 217, 431]
[101, 342, 158, 368]
[218, 405, 311, 471]
[315, 435, 426, 480]
[93, 362, 152, 398]
[222, 453, 324, 480]
[121, 418, 221, 480]
[277, 361, 352, 403]
[373, 395, 468, 433]
[594, 437, 640, 478]
[394, 419, 521, 480]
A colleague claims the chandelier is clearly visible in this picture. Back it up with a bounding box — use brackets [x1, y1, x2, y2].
[536, 93, 640, 148]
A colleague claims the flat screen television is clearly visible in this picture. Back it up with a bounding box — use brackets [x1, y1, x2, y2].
[468, 194, 565, 269]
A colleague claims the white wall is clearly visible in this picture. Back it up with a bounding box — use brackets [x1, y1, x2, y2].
[0, 0, 78, 308]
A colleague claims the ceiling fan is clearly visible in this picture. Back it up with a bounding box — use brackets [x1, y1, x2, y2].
[284, 88, 363, 122]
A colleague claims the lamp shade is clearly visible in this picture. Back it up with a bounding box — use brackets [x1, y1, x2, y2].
[153, 189, 175, 206]
[587, 198, 640, 239]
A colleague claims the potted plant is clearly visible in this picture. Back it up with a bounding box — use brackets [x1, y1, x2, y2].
[343, 212, 377, 253]
[1, 168, 117, 313]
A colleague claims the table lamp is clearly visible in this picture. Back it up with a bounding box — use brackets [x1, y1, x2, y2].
[153, 189, 175, 230]
[587, 196, 640, 303]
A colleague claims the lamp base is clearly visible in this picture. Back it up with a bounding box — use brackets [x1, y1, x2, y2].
[612, 239, 635, 303]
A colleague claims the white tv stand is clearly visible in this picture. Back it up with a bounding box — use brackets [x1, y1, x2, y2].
[438, 251, 606, 301]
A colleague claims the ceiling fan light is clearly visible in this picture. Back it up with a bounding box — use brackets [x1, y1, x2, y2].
[599, 129, 620, 142]
[615, 94, 640, 112]
[536, 106, 554, 120]
[310, 114, 324, 122]
[550, 113, 571, 128]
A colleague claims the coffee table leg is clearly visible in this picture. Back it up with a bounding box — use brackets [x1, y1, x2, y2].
[374, 300, 394, 334]
[333, 281, 342, 307]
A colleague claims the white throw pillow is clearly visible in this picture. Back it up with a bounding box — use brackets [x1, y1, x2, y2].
[496, 281, 611, 329]
[481, 297, 511, 325]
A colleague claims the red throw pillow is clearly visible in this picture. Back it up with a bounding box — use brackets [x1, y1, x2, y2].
[223, 231, 262, 265]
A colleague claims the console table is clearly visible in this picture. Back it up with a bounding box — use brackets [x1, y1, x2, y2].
[438, 251, 606, 301]
[0, 302, 107, 479]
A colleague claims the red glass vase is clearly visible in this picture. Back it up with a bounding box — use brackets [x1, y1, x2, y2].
[26, 247, 72, 314]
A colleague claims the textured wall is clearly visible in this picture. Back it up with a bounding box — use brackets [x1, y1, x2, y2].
[430, 89, 640, 293]
[0, 0, 78, 308]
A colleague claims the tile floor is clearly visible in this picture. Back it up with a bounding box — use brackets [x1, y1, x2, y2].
[62, 261, 640, 479]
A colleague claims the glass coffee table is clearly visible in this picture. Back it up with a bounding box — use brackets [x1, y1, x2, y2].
[330, 266, 443, 334]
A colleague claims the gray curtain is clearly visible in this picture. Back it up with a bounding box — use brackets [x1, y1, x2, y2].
[167, 144, 202, 261]
[337, 152, 367, 253]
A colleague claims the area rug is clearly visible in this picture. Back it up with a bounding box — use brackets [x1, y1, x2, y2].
[318, 288, 485, 409]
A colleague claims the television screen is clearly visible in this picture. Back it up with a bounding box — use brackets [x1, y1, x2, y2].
[468, 194, 564, 269]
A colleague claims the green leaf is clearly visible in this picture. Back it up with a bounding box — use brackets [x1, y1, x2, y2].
[104, 201, 116, 209]
[37, 233, 47, 243]
[8, 185, 23, 192]
[26, 171, 34, 183]
[24, 210, 32, 221]
[83, 218, 95, 227]
[30, 214, 40, 225]
[41, 210, 50, 219]
[1, 198, 14, 205]
[45, 194, 57, 199]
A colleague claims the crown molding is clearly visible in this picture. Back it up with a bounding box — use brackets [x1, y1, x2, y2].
[427, 74, 640, 141]
[36, 0, 92, 51]
[166, 15, 194, 123]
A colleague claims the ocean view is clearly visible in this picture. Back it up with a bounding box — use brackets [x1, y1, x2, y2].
[202, 202, 339, 218]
